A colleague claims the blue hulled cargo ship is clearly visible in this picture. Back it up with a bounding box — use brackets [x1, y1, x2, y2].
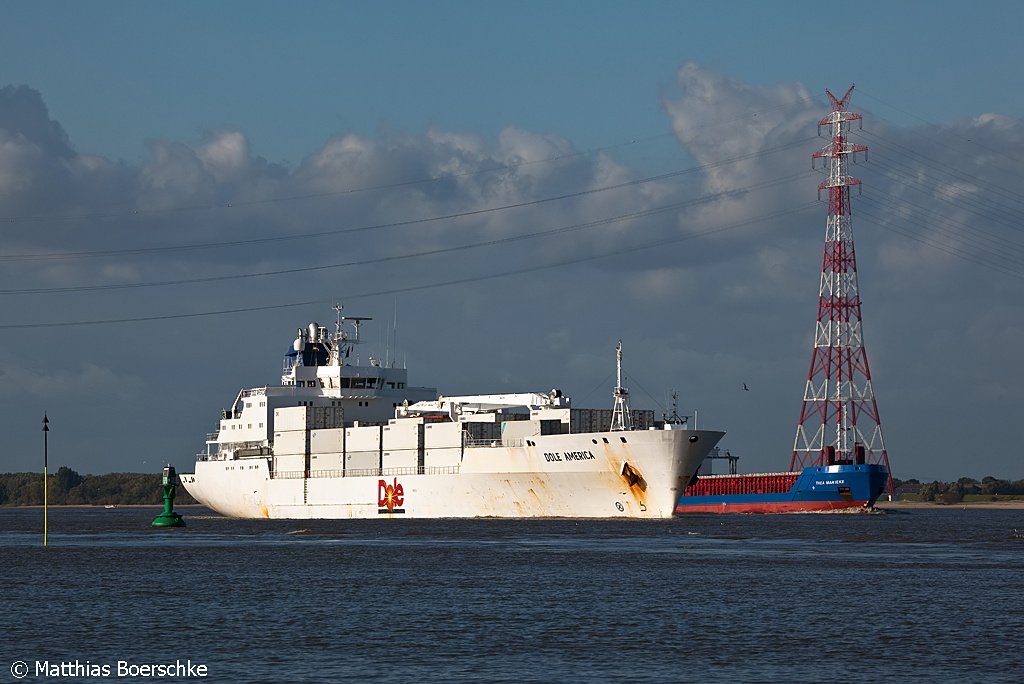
[674, 463, 889, 514]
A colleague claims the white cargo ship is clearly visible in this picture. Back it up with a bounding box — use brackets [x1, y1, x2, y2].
[179, 307, 724, 518]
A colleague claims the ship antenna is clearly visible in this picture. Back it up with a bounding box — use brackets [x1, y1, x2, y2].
[666, 390, 687, 425]
[391, 297, 398, 369]
[331, 303, 345, 365]
[352, 318, 362, 365]
[333, 304, 344, 341]
[610, 340, 633, 431]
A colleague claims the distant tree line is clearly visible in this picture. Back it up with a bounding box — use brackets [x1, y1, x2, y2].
[894, 476, 1024, 504]
[0, 467, 197, 506]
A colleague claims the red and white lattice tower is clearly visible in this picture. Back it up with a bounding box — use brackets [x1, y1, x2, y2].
[790, 85, 893, 491]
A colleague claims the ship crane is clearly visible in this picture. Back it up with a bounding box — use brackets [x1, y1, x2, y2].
[402, 391, 569, 421]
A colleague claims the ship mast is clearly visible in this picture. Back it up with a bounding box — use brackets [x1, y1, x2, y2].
[329, 304, 371, 366]
[664, 390, 687, 425]
[610, 340, 633, 431]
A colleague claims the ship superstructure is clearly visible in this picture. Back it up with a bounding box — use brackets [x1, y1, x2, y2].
[203, 306, 436, 464]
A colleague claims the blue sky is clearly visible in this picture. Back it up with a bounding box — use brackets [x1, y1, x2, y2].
[6, 1, 1023, 164]
[1, 1, 1023, 482]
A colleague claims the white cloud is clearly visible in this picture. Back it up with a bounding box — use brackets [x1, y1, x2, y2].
[663, 63, 816, 194]
[0, 136, 44, 193]
[196, 130, 250, 182]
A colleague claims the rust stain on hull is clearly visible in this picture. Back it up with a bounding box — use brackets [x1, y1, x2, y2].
[594, 441, 653, 514]
[621, 467, 650, 513]
[620, 462, 648, 492]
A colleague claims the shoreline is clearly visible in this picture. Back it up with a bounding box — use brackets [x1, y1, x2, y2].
[877, 500, 1024, 510]
[0, 504, 205, 509]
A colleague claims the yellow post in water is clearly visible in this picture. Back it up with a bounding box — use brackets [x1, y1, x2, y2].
[42, 413, 49, 547]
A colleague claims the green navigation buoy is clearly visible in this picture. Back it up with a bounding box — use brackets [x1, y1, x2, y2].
[152, 464, 186, 528]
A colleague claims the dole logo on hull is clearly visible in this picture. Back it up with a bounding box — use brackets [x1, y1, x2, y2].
[378, 478, 405, 514]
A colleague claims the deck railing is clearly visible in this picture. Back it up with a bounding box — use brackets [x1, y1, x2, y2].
[464, 437, 524, 448]
[272, 465, 461, 480]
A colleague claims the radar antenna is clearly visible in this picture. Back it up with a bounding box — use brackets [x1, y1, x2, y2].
[330, 303, 372, 366]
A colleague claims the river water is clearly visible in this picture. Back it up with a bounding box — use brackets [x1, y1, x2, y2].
[2, 506, 1022, 683]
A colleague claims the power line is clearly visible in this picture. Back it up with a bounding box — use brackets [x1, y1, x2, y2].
[0, 172, 813, 295]
[856, 202, 1024, 280]
[1, 137, 816, 263]
[864, 190, 1024, 265]
[854, 130, 1024, 218]
[0, 201, 819, 329]
[855, 88, 1024, 167]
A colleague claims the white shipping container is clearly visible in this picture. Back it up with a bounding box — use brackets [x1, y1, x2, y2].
[424, 422, 462, 449]
[310, 428, 345, 454]
[309, 453, 344, 470]
[532, 408, 571, 423]
[424, 447, 461, 469]
[273, 430, 307, 455]
[382, 422, 424, 452]
[382, 450, 419, 470]
[274, 406, 311, 432]
[346, 425, 382, 452]
[273, 453, 306, 474]
[346, 451, 380, 472]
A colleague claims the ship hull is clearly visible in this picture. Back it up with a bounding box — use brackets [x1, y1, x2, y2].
[181, 429, 724, 519]
[674, 464, 888, 514]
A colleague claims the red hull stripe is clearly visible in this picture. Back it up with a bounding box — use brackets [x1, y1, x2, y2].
[675, 500, 869, 514]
